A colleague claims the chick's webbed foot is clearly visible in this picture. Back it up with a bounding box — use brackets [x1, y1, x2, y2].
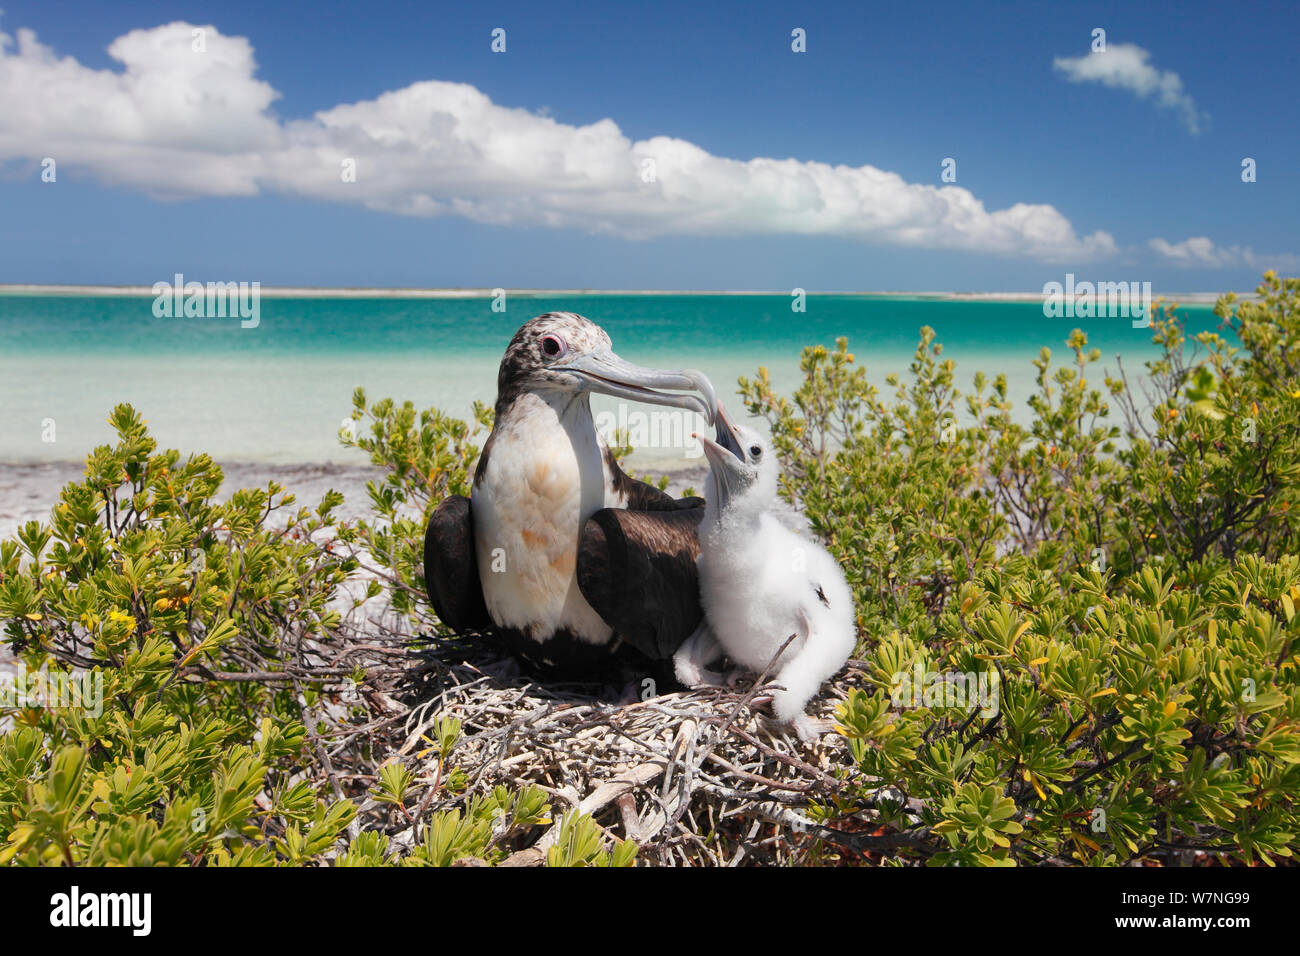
[673, 621, 728, 688]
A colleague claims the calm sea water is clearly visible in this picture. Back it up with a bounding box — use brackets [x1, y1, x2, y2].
[0, 293, 1220, 467]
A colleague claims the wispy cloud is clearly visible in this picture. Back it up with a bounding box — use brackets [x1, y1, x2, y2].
[1149, 236, 1300, 271]
[1053, 43, 1207, 134]
[0, 21, 1118, 262]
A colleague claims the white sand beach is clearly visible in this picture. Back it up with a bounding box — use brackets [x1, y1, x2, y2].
[0, 459, 722, 544]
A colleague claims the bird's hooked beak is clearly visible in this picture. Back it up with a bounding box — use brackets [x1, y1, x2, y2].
[695, 400, 749, 507]
[553, 348, 716, 422]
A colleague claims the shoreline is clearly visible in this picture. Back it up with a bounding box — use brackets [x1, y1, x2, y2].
[0, 284, 1241, 304]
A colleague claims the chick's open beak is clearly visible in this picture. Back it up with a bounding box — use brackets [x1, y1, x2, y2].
[695, 402, 750, 507]
[711, 400, 745, 461]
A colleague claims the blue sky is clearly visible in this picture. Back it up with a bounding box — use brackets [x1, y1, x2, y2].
[0, 0, 1296, 291]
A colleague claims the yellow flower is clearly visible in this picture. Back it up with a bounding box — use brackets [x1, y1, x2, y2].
[108, 609, 137, 629]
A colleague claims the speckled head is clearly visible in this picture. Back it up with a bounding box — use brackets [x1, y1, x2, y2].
[493, 312, 716, 420]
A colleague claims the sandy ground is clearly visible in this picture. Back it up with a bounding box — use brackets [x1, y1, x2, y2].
[0, 460, 394, 541]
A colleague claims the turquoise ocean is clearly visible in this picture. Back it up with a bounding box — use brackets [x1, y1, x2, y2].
[0, 293, 1220, 470]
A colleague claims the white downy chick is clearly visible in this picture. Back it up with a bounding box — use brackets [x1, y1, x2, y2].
[674, 402, 856, 741]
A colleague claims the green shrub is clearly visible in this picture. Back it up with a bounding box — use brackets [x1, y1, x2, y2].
[337, 388, 493, 630]
[0, 405, 359, 864]
[0, 404, 631, 866]
[740, 272, 1300, 865]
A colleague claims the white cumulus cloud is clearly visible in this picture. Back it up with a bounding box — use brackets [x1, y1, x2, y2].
[1149, 236, 1300, 271]
[0, 21, 1123, 261]
[1053, 43, 1206, 134]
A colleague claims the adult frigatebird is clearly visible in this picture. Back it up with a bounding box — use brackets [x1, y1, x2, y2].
[424, 311, 732, 672]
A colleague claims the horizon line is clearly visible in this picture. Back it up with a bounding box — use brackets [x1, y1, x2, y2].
[0, 284, 1242, 304]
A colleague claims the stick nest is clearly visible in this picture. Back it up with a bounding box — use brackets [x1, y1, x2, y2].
[311, 627, 870, 866]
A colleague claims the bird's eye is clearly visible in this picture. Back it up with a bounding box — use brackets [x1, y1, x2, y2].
[541, 335, 565, 357]
[749, 445, 762, 459]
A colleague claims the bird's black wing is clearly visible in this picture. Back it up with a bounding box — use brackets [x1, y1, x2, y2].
[603, 446, 705, 512]
[423, 494, 490, 634]
[577, 505, 705, 661]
